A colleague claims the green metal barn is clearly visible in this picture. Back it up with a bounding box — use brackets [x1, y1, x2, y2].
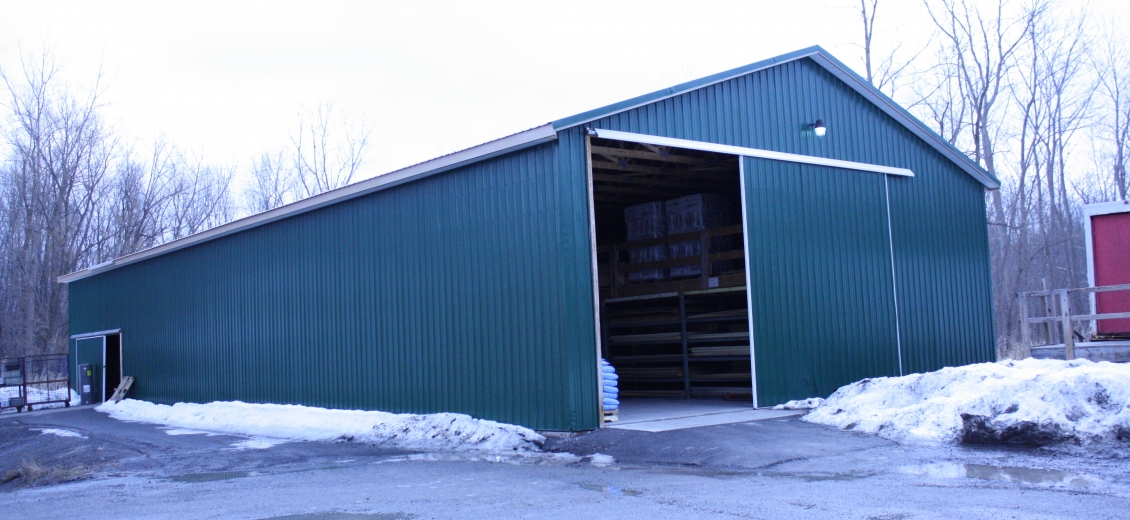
[62, 46, 997, 431]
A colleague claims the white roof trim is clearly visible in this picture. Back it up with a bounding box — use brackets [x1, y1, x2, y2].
[59, 124, 558, 283]
[554, 53, 816, 132]
[591, 128, 914, 177]
[1084, 200, 1130, 217]
[70, 329, 122, 340]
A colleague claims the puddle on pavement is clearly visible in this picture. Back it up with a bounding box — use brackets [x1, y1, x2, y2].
[261, 514, 410, 520]
[579, 483, 642, 496]
[377, 452, 581, 466]
[168, 471, 251, 483]
[758, 471, 871, 482]
[903, 463, 1101, 489]
[230, 437, 289, 450]
[161, 428, 213, 436]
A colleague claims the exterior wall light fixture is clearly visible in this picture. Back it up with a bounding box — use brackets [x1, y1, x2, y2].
[811, 119, 826, 137]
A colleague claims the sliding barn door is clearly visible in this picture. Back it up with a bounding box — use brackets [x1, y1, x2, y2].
[742, 157, 901, 406]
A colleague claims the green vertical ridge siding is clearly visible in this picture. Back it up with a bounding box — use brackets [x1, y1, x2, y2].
[887, 170, 995, 373]
[68, 142, 599, 431]
[743, 158, 900, 404]
[578, 56, 994, 400]
[66, 52, 994, 427]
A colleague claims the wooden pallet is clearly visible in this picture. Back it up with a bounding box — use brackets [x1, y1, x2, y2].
[109, 376, 134, 403]
[603, 410, 619, 423]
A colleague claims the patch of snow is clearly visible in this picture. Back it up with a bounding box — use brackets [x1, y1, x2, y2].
[229, 437, 288, 450]
[96, 399, 545, 453]
[161, 428, 212, 436]
[34, 428, 87, 439]
[803, 358, 1130, 445]
[589, 453, 615, 467]
[772, 397, 825, 410]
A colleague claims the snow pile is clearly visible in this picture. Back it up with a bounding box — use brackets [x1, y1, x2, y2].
[773, 397, 825, 410]
[97, 400, 545, 453]
[803, 359, 1130, 445]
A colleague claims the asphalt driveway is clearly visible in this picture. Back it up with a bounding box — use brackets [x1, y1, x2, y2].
[2, 405, 1128, 519]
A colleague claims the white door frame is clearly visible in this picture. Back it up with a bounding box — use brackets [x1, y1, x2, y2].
[70, 330, 122, 403]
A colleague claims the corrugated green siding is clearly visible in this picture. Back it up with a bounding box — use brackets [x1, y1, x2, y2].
[572, 56, 994, 403]
[68, 142, 600, 431]
[67, 53, 995, 425]
[887, 168, 995, 373]
[743, 158, 900, 404]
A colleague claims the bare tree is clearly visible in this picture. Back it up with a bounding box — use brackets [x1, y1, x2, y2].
[101, 140, 181, 259]
[857, 0, 923, 96]
[924, 0, 1037, 194]
[241, 102, 373, 214]
[166, 157, 234, 240]
[861, 1, 1112, 357]
[1095, 24, 1130, 201]
[290, 102, 371, 198]
[0, 50, 112, 357]
[0, 50, 238, 358]
[245, 149, 294, 213]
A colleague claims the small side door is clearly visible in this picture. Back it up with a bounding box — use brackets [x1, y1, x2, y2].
[75, 336, 105, 402]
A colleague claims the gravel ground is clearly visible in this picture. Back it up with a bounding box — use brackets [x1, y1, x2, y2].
[2, 406, 1129, 519]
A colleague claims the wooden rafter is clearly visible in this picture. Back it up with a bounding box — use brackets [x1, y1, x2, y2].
[593, 173, 701, 190]
[593, 183, 685, 197]
[592, 160, 674, 176]
[590, 145, 707, 166]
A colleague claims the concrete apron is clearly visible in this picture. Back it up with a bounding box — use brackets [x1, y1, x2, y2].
[609, 398, 801, 432]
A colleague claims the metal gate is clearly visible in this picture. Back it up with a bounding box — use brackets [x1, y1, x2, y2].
[0, 354, 71, 412]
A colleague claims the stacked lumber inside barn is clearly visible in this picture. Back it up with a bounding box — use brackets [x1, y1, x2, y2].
[590, 137, 751, 399]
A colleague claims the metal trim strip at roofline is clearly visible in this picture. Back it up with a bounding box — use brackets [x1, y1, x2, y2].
[553, 46, 998, 189]
[58, 124, 559, 283]
[590, 129, 914, 177]
[552, 47, 818, 131]
[70, 328, 121, 340]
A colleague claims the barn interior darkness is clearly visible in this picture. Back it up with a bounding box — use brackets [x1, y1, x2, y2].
[588, 137, 754, 407]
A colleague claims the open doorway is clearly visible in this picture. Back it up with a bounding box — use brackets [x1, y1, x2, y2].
[73, 332, 122, 403]
[104, 333, 121, 402]
[586, 134, 754, 425]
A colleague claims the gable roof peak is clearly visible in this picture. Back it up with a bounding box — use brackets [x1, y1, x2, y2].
[552, 46, 998, 189]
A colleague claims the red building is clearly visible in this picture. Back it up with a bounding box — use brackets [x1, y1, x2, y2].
[1086, 201, 1130, 337]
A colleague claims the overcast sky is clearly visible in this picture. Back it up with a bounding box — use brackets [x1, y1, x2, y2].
[2, 1, 1128, 182]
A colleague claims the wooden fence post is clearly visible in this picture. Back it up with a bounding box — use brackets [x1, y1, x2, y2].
[1018, 293, 1031, 353]
[1060, 289, 1075, 360]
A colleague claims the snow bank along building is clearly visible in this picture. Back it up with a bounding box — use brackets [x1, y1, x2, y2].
[61, 47, 998, 431]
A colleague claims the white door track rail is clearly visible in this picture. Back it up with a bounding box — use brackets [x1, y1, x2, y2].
[588, 128, 913, 177]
